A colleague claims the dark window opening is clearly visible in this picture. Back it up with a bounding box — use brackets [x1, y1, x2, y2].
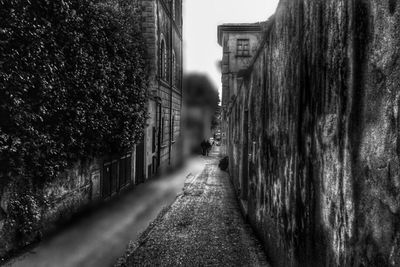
[171, 113, 175, 142]
[152, 126, 156, 153]
[161, 115, 166, 146]
[389, 0, 397, 15]
[172, 51, 175, 86]
[160, 40, 167, 80]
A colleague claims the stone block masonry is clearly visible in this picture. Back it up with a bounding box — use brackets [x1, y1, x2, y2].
[221, 0, 400, 266]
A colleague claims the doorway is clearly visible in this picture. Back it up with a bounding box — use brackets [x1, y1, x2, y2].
[135, 137, 145, 184]
[241, 110, 249, 200]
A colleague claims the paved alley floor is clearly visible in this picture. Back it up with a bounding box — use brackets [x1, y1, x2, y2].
[5, 157, 208, 267]
[117, 150, 270, 267]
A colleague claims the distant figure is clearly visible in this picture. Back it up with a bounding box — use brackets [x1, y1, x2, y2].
[200, 139, 207, 156]
[210, 138, 215, 146]
[205, 140, 212, 156]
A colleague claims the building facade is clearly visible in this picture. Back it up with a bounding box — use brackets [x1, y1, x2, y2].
[139, 0, 183, 180]
[217, 23, 263, 181]
[219, 1, 400, 266]
[100, 0, 183, 200]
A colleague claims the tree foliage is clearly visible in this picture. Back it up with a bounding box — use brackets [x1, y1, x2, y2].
[183, 73, 220, 131]
[0, 0, 149, 185]
[183, 73, 219, 110]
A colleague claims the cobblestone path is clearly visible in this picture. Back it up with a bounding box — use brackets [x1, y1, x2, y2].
[117, 151, 270, 267]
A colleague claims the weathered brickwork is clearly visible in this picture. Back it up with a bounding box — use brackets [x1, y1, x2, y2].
[220, 0, 400, 266]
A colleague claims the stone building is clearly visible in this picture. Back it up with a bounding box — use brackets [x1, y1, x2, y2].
[217, 23, 263, 167]
[218, 23, 263, 107]
[139, 0, 183, 180]
[218, 1, 400, 266]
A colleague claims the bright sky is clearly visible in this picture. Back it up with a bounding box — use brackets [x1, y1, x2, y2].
[183, 0, 280, 97]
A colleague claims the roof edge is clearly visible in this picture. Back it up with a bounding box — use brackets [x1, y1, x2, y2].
[217, 24, 263, 46]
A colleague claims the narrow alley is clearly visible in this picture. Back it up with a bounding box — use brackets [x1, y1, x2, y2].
[5, 158, 207, 267]
[4, 0, 400, 265]
[117, 148, 270, 267]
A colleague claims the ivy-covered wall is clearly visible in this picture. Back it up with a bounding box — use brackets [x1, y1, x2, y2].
[0, 159, 101, 258]
[226, 0, 400, 266]
[0, 0, 149, 258]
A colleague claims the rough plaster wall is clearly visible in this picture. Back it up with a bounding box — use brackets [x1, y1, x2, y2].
[227, 33, 262, 74]
[355, 0, 400, 266]
[228, 0, 400, 266]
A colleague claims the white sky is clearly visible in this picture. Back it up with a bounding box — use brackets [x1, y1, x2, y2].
[183, 0, 280, 97]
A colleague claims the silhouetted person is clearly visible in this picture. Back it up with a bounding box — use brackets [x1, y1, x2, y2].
[201, 140, 207, 156]
[205, 140, 212, 156]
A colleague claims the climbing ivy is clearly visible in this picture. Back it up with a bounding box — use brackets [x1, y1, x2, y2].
[2, 178, 44, 246]
[0, 0, 149, 185]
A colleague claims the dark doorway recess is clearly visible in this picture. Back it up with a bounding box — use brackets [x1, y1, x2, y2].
[135, 138, 146, 184]
[102, 152, 132, 199]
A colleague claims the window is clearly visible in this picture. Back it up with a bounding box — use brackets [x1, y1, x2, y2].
[172, 0, 175, 20]
[161, 116, 165, 144]
[172, 51, 176, 87]
[171, 113, 175, 142]
[237, 39, 250, 57]
[175, 0, 181, 26]
[152, 126, 156, 153]
[160, 40, 167, 80]
[161, 115, 168, 146]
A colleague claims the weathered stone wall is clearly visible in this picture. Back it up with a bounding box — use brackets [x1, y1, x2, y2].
[228, 0, 400, 266]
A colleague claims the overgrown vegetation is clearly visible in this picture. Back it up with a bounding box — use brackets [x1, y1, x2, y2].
[0, 0, 149, 186]
[183, 73, 220, 139]
[0, 0, 149, 252]
[183, 74, 219, 112]
[2, 178, 44, 247]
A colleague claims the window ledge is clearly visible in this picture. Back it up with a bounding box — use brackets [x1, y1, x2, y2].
[160, 79, 170, 87]
[172, 87, 181, 95]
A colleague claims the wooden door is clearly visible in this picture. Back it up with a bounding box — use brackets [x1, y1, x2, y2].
[135, 137, 145, 184]
[102, 153, 132, 199]
[102, 162, 112, 198]
[120, 154, 132, 188]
